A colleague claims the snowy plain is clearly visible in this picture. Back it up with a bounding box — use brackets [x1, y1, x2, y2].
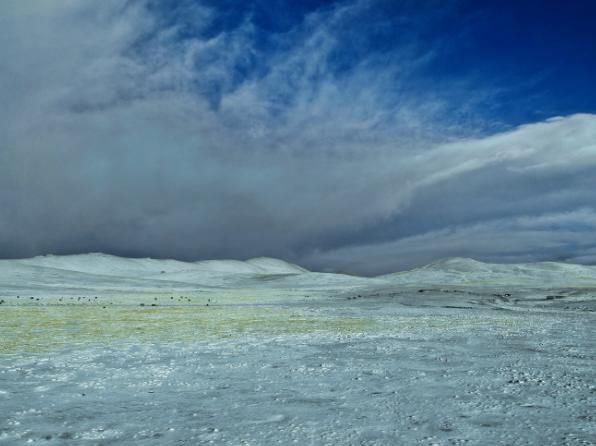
[0, 254, 595, 445]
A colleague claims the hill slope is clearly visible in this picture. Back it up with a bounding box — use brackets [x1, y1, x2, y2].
[2, 254, 596, 296]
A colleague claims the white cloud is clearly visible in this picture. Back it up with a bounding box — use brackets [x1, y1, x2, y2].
[1, 0, 595, 273]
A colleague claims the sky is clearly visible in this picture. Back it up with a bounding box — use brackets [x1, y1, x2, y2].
[1, 0, 596, 275]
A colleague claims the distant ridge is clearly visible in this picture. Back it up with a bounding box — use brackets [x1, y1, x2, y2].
[1, 254, 596, 295]
[14, 253, 308, 277]
[379, 257, 596, 287]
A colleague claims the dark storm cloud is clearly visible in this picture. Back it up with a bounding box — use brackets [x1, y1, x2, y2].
[1, 0, 596, 274]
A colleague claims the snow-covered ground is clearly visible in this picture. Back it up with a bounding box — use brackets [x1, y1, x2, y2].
[1, 255, 595, 445]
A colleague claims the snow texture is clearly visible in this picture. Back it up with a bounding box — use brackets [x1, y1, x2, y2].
[1, 255, 595, 445]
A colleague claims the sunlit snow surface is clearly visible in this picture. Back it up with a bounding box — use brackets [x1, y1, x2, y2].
[1, 255, 595, 445]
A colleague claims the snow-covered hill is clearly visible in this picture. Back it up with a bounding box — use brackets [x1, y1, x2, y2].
[0, 253, 309, 294]
[15, 253, 306, 277]
[379, 257, 596, 287]
[1, 254, 595, 296]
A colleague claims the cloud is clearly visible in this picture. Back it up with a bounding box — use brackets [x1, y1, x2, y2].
[1, 0, 595, 274]
[304, 207, 596, 275]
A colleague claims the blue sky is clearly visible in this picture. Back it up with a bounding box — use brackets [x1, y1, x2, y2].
[1, 0, 596, 274]
[148, 0, 596, 127]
